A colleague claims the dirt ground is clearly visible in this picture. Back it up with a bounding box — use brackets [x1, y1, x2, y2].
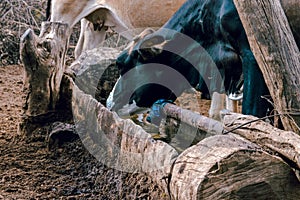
[0, 65, 211, 199]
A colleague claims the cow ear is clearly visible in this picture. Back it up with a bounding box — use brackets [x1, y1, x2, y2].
[138, 35, 167, 61]
[126, 28, 156, 55]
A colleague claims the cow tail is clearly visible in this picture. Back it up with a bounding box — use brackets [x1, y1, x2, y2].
[46, 0, 51, 21]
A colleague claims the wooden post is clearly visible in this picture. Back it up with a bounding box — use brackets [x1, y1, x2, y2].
[19, 22, 70, 135]
[233, 0, 300, 133]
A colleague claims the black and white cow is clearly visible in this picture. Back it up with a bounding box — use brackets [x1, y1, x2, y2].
[110, 0, 299, 119]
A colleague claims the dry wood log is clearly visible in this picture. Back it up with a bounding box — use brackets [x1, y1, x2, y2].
[233, 0, 300, 133]
[280, 0, 300, 48]
[19, 22, 70, 135]
[70, 81, 300, 199]
[69, 75, 178, 196]
[160, 103, 226, 153]
[170, 134, 300, 200]
[223, 112, 300, 170]
[163, 103, 224, 135]
[68, 47, 121, 104]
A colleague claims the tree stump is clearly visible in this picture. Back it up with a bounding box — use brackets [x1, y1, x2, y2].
[19, 22, 70, 135]
[170, 134, 300, 200]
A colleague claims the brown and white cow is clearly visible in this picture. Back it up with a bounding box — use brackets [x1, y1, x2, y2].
[47, 0, 186, 58]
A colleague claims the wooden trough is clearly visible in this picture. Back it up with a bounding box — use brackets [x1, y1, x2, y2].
[19, 0, 300, 199]
[67, 49, 300, 199]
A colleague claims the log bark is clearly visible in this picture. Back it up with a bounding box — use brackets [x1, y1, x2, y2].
[19, 22, 70, 135]
[223, 112, 300, 170]
[163, 103, 224, 135]
[64, 48, 178, 195]
[158, 103, 225, 153]
[70, 76, 178, 196]
[233, 0, 300, 133]
[68, 47, 121, 104]
[170, 134, 300, 200]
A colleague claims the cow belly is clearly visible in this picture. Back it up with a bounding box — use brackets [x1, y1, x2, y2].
[125, 0, 186, 28]
[75, 0, 186, 58]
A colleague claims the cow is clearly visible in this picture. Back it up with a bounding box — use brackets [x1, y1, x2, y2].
[46, 0, 299, 121]
[110, 0, 300, 122]
[46, 0, 186, 58]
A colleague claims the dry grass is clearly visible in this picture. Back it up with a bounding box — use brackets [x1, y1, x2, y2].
[0, 0, 80, 66]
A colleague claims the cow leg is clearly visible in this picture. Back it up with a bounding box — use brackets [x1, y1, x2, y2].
[209, 92, 241, 121]
[209, 92, 226, 121]
[82, 21, 106, 54]
[226, 97, 238, 113]
[241, 50, 270, 117]
[74, 19, 87, 59]
[75, 19, 107, 58]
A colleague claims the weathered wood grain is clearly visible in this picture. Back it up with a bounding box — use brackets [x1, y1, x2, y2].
[69, 74, 178, 196]
[163, 103, 224, 135]
[170, 134, 300, 200]
[19, 22, 70, 135]
[224, 112, 300, 170]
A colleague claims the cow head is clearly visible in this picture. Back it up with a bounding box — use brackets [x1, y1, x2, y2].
[110, 28, 218, 111]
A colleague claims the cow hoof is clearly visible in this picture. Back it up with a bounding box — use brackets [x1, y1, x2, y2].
[228, 92, 243, 101]
[47, 122, 79, 150]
